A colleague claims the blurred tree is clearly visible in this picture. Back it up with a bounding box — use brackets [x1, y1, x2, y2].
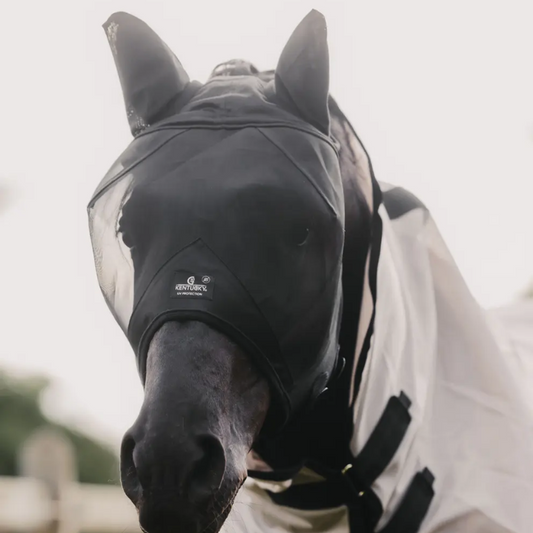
[0, 371, 119, 484]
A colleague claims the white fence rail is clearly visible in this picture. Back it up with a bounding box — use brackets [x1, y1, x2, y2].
[0, 428, 139, 533]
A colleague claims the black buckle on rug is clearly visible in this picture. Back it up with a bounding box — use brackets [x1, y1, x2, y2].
[340, 463, 383, 532]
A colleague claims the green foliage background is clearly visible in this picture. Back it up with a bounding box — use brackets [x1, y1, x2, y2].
[0, 371, 119, 485]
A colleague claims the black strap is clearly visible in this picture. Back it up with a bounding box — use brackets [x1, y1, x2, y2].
[248, 463, 304, 483]
[264, 392, 416, 532]
[382, 186, 428, 220]
[266, 467, 435, 533]
[379, 468, 435, 533]
[268, 478, 350, 510]
[351, 392, 411, 487]
[267, 470, 384, 531]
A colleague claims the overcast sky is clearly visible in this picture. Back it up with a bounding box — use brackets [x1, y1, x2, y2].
[0, 0, 531, 448]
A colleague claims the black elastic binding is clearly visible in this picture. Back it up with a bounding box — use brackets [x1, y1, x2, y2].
[379, 468, 435, 533]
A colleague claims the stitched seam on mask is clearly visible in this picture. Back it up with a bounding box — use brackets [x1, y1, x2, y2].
[255, 128, 338, 217]
[137, 309, 291, 419]
[127, 238, 292, 385]
[136, 121, 340, 154]
[128, 239, 280, 350]
[88, 129, 188, 207]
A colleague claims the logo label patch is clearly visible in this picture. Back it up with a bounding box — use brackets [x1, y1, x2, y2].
[171, 271, 215, 300]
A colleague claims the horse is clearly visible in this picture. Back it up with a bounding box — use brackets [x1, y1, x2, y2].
[88, 10, 533, 533]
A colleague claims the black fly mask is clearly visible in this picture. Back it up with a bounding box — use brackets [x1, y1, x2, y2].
[88, 11, 345, 432]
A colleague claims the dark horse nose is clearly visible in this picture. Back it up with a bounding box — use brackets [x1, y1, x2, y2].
[120, 426, 226, 532]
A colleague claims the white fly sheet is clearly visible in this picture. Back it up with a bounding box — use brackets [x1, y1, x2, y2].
[224, 183, 533, 533]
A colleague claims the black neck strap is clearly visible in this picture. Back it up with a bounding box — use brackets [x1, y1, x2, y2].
[263, 392, 435, 533]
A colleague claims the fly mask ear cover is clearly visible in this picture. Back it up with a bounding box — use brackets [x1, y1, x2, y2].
[88, 10, 344, 433]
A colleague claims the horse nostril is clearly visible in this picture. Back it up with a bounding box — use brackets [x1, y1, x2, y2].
[120, 432, 142, 504]
[188, 434, 226, 500]
[120, 429, 226, 507]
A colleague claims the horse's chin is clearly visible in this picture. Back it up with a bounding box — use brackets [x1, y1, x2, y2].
[135, 480, 242, 533]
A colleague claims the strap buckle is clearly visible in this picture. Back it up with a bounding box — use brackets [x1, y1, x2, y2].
[341, 463, 365, 497]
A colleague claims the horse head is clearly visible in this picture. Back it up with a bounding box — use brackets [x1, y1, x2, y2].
[89, 10, 349, 533]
